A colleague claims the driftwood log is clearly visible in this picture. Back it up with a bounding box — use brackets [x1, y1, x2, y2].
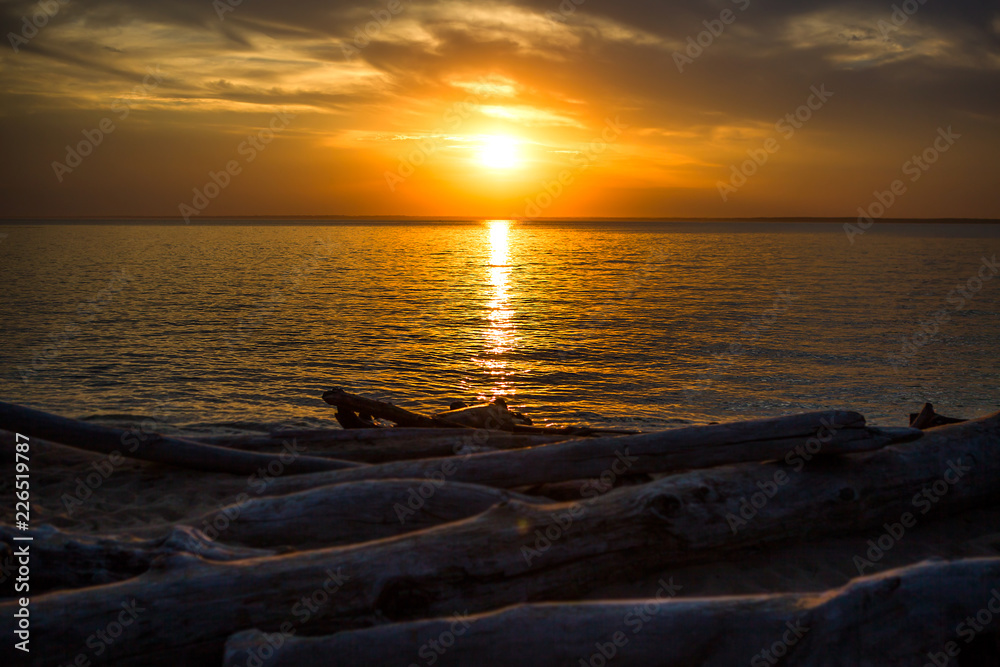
[512, 423, 641, 436]
[322, 388, 462, 428]
[223, 557, 1000, 666]
[323, 388, 638, 436]
[0, 481, 544, 594]
[0, 524, 274, 595]
[254, 410, 921, 496]
[196, 428, 571, 463]
[173, 479, 544, 550]
[121, 480, 544, 552]
[0, 401, 360, 475]
[433, 399, 517, 430]
[4, 410, 995, 665]
[910, 402, 967, 429]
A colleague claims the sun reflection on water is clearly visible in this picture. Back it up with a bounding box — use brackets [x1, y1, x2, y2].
[479, 219, 516, 400]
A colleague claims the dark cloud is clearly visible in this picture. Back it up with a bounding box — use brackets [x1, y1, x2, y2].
[0, 0, 997, 217]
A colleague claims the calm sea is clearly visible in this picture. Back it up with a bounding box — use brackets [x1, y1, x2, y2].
[1, 221, 998, 433]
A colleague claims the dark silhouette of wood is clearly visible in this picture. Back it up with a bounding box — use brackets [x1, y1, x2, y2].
[223, 558, 1000, 667]
[0, 400, 360, 475]
[6, 409, 994, 666]
[0, 482, 547, 594]
[333, 408, 378, 429]
[254, 411, 920, 496]
[322, 388, 461, 428]
[910, 402, 967, 429]
[0, 524, 274, 596]
[195, 427, 572, 463]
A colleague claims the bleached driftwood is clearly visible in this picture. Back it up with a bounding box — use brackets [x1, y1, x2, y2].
[179, 480, 543, 549]
[127, 480, 545, 550]
[322, 388, 461, 428]
[0, 400, 360, 475]
[196, 427, 571, 463]
[0, 481, 542, 594]
[256, 410, 920, 495]
[321, 388, 638, 436]
[223, 557, 1000, 667]
[5, 411, 994, 665]
[0, 524, 274, 595]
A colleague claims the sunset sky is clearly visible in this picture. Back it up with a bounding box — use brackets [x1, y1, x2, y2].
[1, 0, 998, 219]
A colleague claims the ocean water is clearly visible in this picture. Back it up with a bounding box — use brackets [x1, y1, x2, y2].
[1, 220, 998, 433]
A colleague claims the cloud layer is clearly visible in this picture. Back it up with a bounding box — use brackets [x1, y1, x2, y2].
[2, 0, 998, 218]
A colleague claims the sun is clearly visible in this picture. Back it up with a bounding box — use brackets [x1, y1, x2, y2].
[478, 135, 519, 169]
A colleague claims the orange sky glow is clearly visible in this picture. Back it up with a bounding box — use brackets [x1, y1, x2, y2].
[1, 0, 998, 219]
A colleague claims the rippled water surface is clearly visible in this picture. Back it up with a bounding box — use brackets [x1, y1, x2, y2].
[1, 221, 998, 431]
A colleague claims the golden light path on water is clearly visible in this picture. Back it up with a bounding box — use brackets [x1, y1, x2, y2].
[479, 219, 515, 401]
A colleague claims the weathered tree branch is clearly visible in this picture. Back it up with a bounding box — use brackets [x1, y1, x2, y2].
[0, 524, 274, 596]
[196, 427, 572, 463]
[4, 411, 993, 665]
[1, 481, 543, 594]
[255, 410, 920, 495]
[0, 401, 360, 475]
[223, 558, 1000, 667]
[322, 388, 461, 428]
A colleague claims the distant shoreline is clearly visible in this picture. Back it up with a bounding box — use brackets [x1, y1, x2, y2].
[2, 216, 999, 225]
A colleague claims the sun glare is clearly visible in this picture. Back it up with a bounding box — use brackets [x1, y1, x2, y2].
[478, 135, 519, 169]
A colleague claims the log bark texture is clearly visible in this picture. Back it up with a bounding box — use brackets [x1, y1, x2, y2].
[4, 411, 995, 665]
[126, 480, 545, 550]
[0, 400, 360, 475]
[177, 479, 544, 550]
[0, 482, 542, 594]
[255, 410, 920, 496]
[322, 388, 461, 428]
[0, 524, 274, 595]
[223, 557, 1000, 667]
[196, 428, 572, 463]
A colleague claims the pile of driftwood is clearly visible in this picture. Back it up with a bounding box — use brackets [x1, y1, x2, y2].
[1, 392, 999, 665]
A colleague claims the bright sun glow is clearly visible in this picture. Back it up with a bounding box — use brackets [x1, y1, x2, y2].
[478, 135, 519, 169]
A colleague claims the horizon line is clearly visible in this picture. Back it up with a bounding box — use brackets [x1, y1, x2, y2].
[2, 216, 999, 224]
